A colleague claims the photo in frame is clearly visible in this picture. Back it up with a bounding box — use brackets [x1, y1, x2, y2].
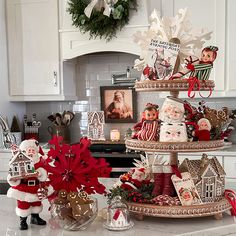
[100, 86, 137, 123]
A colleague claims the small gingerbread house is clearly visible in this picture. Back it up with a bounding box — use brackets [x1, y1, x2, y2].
[9, 151, 35, 180]
[179, 154, 226, 203]
[87, 111, 105, 141]
[111, 210, 127, 227]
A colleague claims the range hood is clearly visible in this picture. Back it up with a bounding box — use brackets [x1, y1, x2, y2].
[59, 0, 150, 60]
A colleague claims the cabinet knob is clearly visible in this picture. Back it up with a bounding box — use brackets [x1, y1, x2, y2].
[53, 71, 57, 86]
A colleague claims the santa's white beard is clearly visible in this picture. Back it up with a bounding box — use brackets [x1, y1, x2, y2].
[114, 100, 125, 109]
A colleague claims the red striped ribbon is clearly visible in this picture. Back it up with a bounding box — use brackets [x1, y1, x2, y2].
[225, 189, 236, 216]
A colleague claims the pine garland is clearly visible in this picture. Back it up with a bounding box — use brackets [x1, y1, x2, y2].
[67, 0, 138, 41]
[107, 182, 154, 204]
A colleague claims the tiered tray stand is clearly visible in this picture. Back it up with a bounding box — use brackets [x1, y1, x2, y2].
[125, 80, 231, 220]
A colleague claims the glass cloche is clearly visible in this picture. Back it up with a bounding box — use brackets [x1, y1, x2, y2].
[104, 196, 134, 231]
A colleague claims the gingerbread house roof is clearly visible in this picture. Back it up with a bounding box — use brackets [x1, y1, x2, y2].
[9, 151, 31, 165]
[198, 162, 217, 178]
[88, 111, 105, 124]
[179, 156, 226, 178]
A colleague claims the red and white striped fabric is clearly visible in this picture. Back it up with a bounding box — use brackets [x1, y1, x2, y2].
[137, 120, 159, 141]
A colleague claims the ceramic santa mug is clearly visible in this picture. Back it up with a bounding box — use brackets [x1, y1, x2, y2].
[159, 96, 193, 123]
[159, 122, 188, 142]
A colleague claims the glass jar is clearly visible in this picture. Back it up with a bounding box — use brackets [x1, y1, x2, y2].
[104, 196, 134, 231]
[50, 197, 98, 231]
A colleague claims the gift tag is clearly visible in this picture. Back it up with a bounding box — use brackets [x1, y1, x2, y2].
[171, 172, 202, 206]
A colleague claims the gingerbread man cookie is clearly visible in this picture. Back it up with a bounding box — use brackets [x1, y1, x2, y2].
[67, 192, 83, 220]
[54, 189, 69, 205]
[67, 191, 94, 220]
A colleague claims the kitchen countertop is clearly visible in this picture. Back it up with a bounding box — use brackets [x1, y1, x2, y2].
[1, 196, 236, 236]
[1, 178, 236, 236]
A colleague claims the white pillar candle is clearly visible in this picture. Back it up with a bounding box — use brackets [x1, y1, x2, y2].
[110, 129, 120, 141]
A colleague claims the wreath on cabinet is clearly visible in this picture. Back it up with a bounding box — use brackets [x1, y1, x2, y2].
[67, 0, 138, 41]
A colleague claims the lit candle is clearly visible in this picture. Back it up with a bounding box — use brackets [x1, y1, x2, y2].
[110, 129, 120, 141]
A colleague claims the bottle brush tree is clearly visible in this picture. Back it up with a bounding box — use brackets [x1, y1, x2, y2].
[10, 116, 21, 132]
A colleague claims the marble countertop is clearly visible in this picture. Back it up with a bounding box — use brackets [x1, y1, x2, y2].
[1, 176, 236, 236]
[1, 196, 236, 236]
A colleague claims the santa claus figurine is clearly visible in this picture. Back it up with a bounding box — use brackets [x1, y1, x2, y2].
[7, 139, 53, 230]
[115, 167, 150, 191]
[194, 118, 211, 141]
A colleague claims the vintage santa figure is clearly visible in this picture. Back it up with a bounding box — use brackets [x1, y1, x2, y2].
[7, 139, 53, 230]
[194, 118, 211, 141]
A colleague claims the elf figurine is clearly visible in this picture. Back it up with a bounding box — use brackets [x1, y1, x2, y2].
[136, 103, 159, 141]
[194, 118, 211, 141]
[170, 46, 218, 81]
[7, 139, 53, 230]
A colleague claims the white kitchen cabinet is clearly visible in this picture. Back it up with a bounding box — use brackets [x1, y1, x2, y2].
[160, 145, 236, 181]
[0, 150, 11, 181]
[59, 0, 150, 59]
[6, 0, 77, 101]
[160, 0, 233, 98]
[225, 0, 236, 96]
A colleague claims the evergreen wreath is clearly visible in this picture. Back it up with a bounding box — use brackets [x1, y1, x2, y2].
[67, 0, 138, 41]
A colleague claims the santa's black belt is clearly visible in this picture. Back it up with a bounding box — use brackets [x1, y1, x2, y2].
[20, 180, 40, 186]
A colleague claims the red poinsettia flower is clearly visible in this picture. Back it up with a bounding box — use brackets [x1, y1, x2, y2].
[45, 136, 111, 195]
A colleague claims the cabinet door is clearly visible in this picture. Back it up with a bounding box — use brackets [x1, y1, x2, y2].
[226, 0, 236, 96]
[0, 151, 12, 181]
[161, 0, 226, 94]
[7, 0, 60, 96]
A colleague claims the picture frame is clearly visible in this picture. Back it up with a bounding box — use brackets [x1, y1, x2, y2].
[100, 86, 137, 123]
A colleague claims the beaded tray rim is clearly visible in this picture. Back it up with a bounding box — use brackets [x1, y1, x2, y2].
[125, 139, 224, 153]
[128, 198, 231, 218]
[135, 79, 215, 92]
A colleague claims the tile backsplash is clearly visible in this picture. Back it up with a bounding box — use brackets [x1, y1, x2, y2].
[26, 52, 236, 144]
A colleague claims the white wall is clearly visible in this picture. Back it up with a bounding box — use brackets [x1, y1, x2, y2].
[0, 0, 25, 126]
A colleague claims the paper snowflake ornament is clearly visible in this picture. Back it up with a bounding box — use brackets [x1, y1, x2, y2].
[133, 8, 212, 71]
[133, 152, 165, 168]
[132, 152, 166, 179]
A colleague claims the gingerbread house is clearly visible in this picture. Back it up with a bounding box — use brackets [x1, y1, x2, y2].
[87, 111, 105, 141]
[9, 151, 35, 180]
[178, 154, 226, 203]
[111, 210, 127, 227]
